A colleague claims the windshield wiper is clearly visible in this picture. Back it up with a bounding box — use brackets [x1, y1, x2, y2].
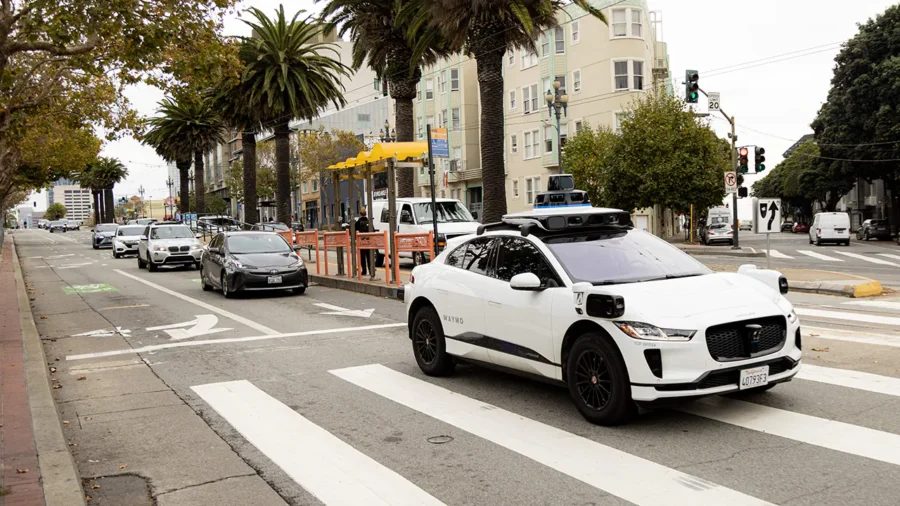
[665, 273, 705, 280]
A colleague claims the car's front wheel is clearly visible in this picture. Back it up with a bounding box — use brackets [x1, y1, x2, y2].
[411, 305, 455, 376]
[148, 260, 158, 272]
[566, 332, 635, 426]
[137, 254, 146, 269]
[292, 286, 306, 295]
[221, 273, 233, 298]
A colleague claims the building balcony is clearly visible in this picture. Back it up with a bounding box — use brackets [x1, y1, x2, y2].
[449, 163, 481, 183]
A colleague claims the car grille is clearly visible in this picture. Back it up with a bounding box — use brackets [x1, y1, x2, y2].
[656, 357, 797, 391]
[167, 245, 191, 253]
[705, 316, 786, 362]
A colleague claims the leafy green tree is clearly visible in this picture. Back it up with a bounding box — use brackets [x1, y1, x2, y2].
[207, 195, 228, 215]
[240, 6, 351, 224]
[45, 203, 67, 221]
[320, 0, 449, 198]
[409, 0, 605, 223]
[811, 5, 900, 227]
[142, 93, 226, 214]
[561, 123, 619, 207]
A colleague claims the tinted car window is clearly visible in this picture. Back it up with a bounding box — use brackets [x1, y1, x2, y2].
[494, 237, 559, 286]
[117, 226, 144, 236]
[445, 244, 467, 268]
[380, 207, 389, 223]
[96, 224, 118, 232]
[150, 226, 193, 240]
[546, 230, 710, 285]
[226, 234, 291, 254]
[870, 220, 887, 226]
[459, 237, 494, 276]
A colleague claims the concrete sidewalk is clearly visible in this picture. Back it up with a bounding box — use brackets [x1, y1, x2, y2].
[707, 264, 884, 298]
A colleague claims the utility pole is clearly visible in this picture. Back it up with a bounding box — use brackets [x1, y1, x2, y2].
[138, 185, 146, 218]
[166, 177, 174, 219]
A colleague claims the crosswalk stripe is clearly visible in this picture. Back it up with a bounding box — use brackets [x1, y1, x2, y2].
[798, 364, 900, 398]
[842, 300, 900, 311]
[796, 307, 900, 326]
[191, 380, 444, 506]
[879, 253, 900, 262]
[833, 251, 899, 266]
[796, 250, 843, 262]
[803, 325, 900, 348]
[680, 396, 900, 466]
[766, 249, 794, 259]
[332, 364, 773, 506]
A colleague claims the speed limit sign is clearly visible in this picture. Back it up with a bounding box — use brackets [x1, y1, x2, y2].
[708, 92, 720, 112]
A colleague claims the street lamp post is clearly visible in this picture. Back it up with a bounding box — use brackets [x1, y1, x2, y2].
[378, 119, 396, 143]
[138, 185, 146, 218]
[545, 80, 569, 174]
[166, 177, 174, 219]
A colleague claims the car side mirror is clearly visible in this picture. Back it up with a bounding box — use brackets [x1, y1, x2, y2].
[510, 272, 543, 291]
[292, 245, 303, 251]
[209, 247, 220, 255]
[140, 235, 148, 241]
[195, 233, 202, 239]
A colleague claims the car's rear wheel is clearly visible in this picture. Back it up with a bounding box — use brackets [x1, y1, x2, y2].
[566, 332, 635, 426]
[412, 306, 455, 376]
[221, 273, 233, 298]
[200, 267, 212, 291]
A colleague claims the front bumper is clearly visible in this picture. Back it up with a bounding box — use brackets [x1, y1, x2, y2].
[150, 249, 202, 265]
[94, 236, 113, 248]
[227, 267, 308, 292]
[113, 241, 139, 255]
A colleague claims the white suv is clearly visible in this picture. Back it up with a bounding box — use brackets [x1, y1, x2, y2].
[137, 222, 203, 272]
[404, 207, 801, 425]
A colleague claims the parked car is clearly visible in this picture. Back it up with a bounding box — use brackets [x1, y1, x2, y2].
[65, 220, 80, 231]
[196, 216, 241, 234]
[739, 220, 753, 231]
[137, 221, 203, 272]
[781, 221, 794, 232]
[857, 219, 891, 241]
[92, 223, 119, 249]
[200, 231, 307, 298]
[48, 220, 67, 233]
[701, 222, 734, 245]
[252, 222, 294, 245]
[809, 212, 851, 246]
[37, 219, 49, 229]
[792, 222, 810, 234]
[112, 225, 145, 258]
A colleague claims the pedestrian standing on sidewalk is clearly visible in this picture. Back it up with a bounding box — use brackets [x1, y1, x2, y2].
[355, 207, 370, 276]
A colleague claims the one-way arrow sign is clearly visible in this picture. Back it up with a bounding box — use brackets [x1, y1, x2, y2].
[314, 302, 375, 318]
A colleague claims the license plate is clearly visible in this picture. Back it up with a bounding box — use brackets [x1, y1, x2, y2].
[739, 366, 769, 390]
[267, 275, 282, 284]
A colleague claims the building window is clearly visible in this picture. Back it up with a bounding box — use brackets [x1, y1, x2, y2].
[574, 119, 584, 135]
[511, 134, 518, 154]
[657, 58, 665, 68]
[544, 125, 553, 153]
[312, 178, 318, 192]
[523, 85, 531, 114]
[509, 89, 517, 111]
[512, 179, 520, 198]
[555, 75, 566, 92]
[573, 69, 582, 93]
[525, 176, 541, 205]
[541, 33, 550, 57]
[427, 115, 435, 130]
[572, 21, 580, 44]
[528, 84, 538, 112]
[524, 129, 539, 159]
[612, 9, 627, 37]
[615, 112, 627, 133]
[555, 26, 565, 54]
[507, 49, 515, 66]
[450, 68, 459, 91]
[425, 79, 433, 100]
[614, 61, 628, 90]
[416, 82, 421, 100]
[374, 78, 380, 91]
[438, 111, 446, 129]
[632, 10, 642, 38]
[453, 147, 461, 165]
[451, 108, 460, 131]
[521, 49, 537, 69]
[417, 117, 424, 138]
[302, 181, 309, 194]
[633, 61, 644, 90]
[437, 71, 446, 93]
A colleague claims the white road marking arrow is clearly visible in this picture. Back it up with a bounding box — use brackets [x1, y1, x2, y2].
[72, 327, 131, 337]
[145, 314, 232, 340]
[57, 262, 94, 270]
[314, 302, 375, 318]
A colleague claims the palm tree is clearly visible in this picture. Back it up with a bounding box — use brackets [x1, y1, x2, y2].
[78, 157, 128, 223]
[410, 0, 605, 223]
[142, 93, 226, 215]
[319, 0, 449, 198]
[240, 6, 350, 223]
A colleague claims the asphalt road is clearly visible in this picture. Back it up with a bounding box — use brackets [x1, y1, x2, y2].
[697, 229, 900, 288]
[13, 228, 900, 506]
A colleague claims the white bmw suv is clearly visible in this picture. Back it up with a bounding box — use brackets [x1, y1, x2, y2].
[137, 222, 203, 272]
[404, 207, 801, 425]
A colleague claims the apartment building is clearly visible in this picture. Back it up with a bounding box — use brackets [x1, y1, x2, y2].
[503, 0, 670, 227]
[412, 55, 483, 220]
[47, 178, 93, 222]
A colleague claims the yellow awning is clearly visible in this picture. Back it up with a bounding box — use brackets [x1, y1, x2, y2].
[322, 142, 428, 174]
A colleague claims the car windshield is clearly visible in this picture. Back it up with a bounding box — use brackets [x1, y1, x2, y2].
[150, 226, 193, 240]
[96, 224, 118, 232]
[871, 220, 887, 226]
[137, 219, 155, 225]
[413, 202, 474, 224]
[226, 234, 291, 254]
[51, 221, 63, 226]
[255, 222, 289, 231]
[546, 230, 711, 285]
[117, 226, 144, 236]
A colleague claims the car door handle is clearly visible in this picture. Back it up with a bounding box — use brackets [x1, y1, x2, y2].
[488, 301, 501, 307]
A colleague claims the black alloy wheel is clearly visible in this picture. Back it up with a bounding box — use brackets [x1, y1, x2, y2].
[411, 306, 455, 376]
[566, 333, 634, 426]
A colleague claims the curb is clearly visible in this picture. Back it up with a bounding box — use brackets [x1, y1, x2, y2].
[310, 273, 403, 300]
[789, 279, 884, 298]
[11, 239, 86, 506]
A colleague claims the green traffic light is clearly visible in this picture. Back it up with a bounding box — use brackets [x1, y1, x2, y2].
[757, 164, 765, 172]
[690, 92, 698, 100]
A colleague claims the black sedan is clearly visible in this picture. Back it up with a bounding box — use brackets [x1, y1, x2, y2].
[92, 223, 119, 249]
[781, 221, 794, 232]
[857, 219, 891, 241]
[200, 231, 307, 298]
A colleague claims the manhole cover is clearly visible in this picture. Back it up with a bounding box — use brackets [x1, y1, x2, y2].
[427, 435, 454, 444]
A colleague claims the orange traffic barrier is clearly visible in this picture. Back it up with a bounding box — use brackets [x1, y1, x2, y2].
[294, 230, 320, 274]
[393, 231, 434, 286]
[355, 231, 390, 284]
[323, 230, 351, 278]
[275, 230, 293, 246]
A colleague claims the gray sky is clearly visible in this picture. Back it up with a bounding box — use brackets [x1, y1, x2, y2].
[27, 0, 897, 217]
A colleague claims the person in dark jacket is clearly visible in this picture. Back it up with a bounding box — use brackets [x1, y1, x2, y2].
[355, 207, 370, 276]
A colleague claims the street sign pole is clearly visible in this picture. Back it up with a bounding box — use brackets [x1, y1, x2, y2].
[426, 124, 438, 259]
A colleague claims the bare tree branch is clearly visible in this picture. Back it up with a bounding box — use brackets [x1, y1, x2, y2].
[4, 36, 99, 57]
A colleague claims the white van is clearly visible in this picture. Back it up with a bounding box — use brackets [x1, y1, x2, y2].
[370, 198, 480, 266]
[809, 212, 851, 246]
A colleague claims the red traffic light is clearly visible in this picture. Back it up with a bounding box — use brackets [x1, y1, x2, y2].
[739, 147, 749, 157]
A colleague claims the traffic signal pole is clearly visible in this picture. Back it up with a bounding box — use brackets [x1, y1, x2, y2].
[696, 86, 740, 249]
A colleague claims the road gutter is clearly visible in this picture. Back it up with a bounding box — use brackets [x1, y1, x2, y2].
[11, 238, 86, 506]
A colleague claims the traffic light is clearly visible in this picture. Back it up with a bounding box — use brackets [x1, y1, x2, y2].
[738, 147, 749, 173]
[685, 70, 699, 103]
[755, 146, 766, 172]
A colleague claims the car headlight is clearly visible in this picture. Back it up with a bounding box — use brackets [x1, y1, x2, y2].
[190, 242, 203, 251]
[152, 245, 167, 252]
[614, 321, 696, 342]
[288, 254, 304, 268]
[225, 259, 250, 271]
